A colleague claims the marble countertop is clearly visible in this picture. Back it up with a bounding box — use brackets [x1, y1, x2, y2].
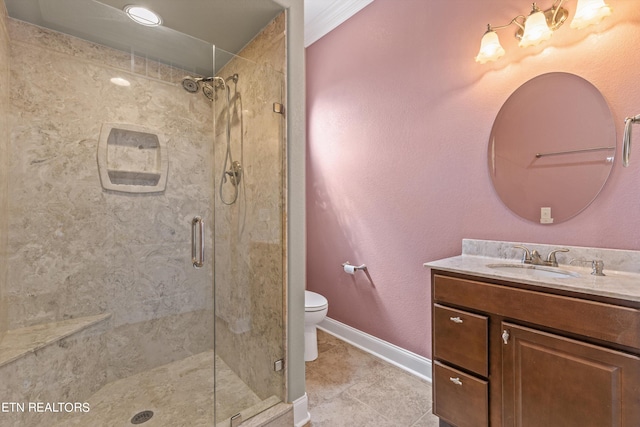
[424, 239, 640, 305]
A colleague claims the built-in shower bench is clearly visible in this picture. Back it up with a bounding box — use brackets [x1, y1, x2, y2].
[0, 313, 111, 368]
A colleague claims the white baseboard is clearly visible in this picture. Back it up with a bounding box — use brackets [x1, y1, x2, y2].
[292, 393, 310, 427]
[318, 318, 432, 383]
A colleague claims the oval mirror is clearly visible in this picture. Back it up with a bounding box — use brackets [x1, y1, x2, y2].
[488, 72, 616, 224]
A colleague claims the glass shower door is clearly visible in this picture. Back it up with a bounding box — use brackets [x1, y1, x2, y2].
[213, 43, 286, 425]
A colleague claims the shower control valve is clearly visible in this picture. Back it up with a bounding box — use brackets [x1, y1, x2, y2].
[225, 161, 242, 186]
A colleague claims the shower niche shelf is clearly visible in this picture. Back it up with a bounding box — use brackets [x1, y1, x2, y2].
[97, 123, 168, 193]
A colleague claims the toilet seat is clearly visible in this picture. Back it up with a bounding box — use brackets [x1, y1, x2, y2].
[305, 290, 328, 312]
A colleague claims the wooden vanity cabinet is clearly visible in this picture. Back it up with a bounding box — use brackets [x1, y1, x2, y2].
[431, 271, 640, 427]
[502, 322, 640, 426]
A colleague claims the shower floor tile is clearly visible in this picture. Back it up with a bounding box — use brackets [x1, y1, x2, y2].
[54, 350, 263, 427]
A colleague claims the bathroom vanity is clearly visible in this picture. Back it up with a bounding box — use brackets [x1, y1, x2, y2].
[426, 240, 640, 427]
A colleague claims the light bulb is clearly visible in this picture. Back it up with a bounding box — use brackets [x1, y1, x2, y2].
[475, 30, 506, 63]
[519, 9, 553, 47]
[571, 0, 612, 29]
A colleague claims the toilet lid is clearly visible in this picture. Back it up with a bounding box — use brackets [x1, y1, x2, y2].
[305, 290, 328, 310]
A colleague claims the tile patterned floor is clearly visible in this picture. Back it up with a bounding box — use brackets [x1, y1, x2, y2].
[53, 350, 277, 427]
[305, 330, 440, 427]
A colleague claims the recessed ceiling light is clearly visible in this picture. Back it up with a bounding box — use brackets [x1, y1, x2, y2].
[123, 5, 162, 27]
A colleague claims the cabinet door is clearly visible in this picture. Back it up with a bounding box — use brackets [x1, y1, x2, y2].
[502, 322, 640, 427]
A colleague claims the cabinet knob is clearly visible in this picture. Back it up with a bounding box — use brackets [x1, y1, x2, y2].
[449, 316, 463, 324]
[502, 329, 510, 344]
[449, 377, 463, 386]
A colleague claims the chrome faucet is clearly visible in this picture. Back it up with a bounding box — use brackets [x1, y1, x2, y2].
[513, 246, 569, 267]
[530, 250, 543, 265]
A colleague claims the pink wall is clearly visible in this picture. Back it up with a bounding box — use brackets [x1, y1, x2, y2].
[306, 0, 640, 358]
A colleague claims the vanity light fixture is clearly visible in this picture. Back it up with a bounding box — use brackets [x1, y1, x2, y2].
[123, 5, 162, 27]
[475, 0, 612, 64]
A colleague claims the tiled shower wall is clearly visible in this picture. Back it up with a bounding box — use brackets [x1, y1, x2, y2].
[214, 12, 286, 401]
[5, 17, 214, 380]
[0, 0, 9, 343]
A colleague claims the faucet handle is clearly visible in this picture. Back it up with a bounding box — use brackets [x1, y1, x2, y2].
[546, 248, 569, 266]
[513, 245, 532, 263]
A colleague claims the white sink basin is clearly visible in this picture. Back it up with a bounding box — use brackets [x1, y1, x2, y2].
[487, 263, 580, 279]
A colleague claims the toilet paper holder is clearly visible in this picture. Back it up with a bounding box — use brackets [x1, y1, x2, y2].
[342, 261, 367, 272]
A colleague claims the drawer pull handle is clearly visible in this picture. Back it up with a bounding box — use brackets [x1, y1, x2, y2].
[502, 329, 510, 344]
[449, 377, 463, 386]
[449, 316, 463, 324]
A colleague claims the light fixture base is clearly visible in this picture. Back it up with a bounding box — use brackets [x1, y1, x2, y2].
[546, 7, 568, 31]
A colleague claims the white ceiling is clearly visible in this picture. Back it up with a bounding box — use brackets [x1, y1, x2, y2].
[93, 0, 374, 49]
[4, 0, 372, 74]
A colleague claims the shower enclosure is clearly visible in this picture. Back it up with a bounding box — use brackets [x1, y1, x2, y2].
[0, 0, 287, 426]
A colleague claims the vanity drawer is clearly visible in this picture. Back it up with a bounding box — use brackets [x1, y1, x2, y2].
[434, 304, 488, 377]
[433, 274, 640, 350]
[433, 360, 488, 427]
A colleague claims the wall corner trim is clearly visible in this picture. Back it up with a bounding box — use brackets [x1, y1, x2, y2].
[318, 317, 432, 383]
[304, 0, 374, 47]
[293, 393, 310, 427]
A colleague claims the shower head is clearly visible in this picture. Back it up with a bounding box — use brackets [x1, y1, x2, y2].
[182, 77, 201, 93]
[202, 83, 215, 101]
[182, 75, 234, 101]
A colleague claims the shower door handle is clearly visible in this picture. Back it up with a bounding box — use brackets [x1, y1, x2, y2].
[191, 216, 204, 268]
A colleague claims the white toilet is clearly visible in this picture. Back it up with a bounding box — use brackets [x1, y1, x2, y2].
[304, 290, 328, 362]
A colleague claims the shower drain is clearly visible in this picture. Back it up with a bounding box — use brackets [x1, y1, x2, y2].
[131, 410, 154, 424]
